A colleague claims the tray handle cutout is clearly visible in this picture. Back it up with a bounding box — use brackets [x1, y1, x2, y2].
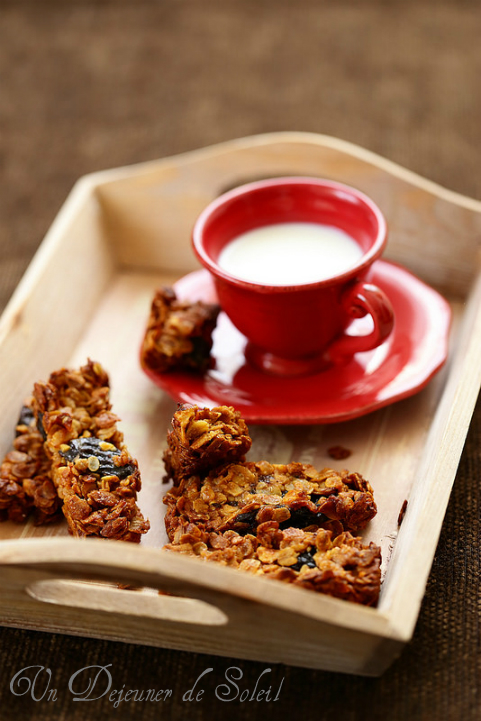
[27, 578, 227, 626]
[0, 539, 265, 633]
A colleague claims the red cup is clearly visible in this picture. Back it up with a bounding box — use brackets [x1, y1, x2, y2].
[192, 177, 394, 376]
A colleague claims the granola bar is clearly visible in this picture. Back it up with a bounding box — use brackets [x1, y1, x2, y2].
[0, 402, 60, 524]
[32, 359, 150, 542]
[141, 287, 220, 374]
[165, 521, 381, 606]
[163, 404, 252, 485]
[164, 460, 377, 540]
[162, 403, 380, 604]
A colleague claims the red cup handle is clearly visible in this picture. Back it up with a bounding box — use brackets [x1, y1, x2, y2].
[326, 281, 395, 363]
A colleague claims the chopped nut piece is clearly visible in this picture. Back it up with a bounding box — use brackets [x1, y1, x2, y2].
[99, 441, 116, 451]
[87, 456, 100, 472]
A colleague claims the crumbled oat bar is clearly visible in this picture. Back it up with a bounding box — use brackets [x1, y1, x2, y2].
[163, 404, 252, 485]
[166, 522, 381, 607]
[32, 359, 150, 542]
[328, 445, 352, 460]
[141, 287, 220, 374]
[0, 402, 61, 524]
[164, 460, 376, 540]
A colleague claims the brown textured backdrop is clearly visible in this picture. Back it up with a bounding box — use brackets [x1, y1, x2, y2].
[1, 1, 480, 719]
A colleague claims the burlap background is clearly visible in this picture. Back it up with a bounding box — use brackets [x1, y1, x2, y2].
[1, 2, 480, 719]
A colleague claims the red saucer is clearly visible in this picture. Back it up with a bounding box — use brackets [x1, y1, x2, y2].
[142, 262, 451, 424]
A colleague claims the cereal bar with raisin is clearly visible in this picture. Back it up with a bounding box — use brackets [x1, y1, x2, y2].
[164, 459, 377, 540]
[32, 359, 150, 542]
[141, 287, 220, 374]
[163, 404, 252, 485]
[0, 402, 61, 524]
[165, 521, 381, 607]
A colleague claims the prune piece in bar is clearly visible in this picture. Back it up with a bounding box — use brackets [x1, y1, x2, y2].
[164, 460, 376, 540]
[36, 412, 47, 440]
[164, 404, 252, 485]
[165, 523, 382, 606]
[141, 287, 220, 374]
[32, 360, 150, 542]
[59, 437, 136, 480]
[278, 506, 330, 530]
[16, 405, 35, 434]
[0, 403, 61, 524]
[290, 550, 317, 571]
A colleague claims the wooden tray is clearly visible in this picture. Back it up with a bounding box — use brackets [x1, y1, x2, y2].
[1, 132, 481, 676]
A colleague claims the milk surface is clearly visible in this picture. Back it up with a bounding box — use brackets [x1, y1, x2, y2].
[217, 222, 363, 285]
